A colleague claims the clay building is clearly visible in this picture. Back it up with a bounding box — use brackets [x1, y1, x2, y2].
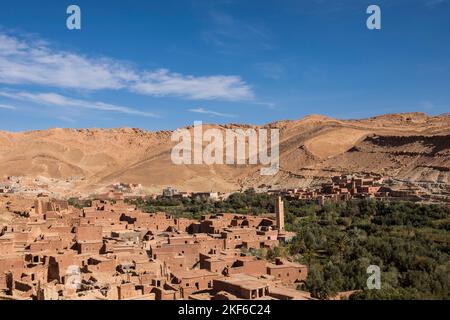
[0, 195, 308, 301]
[266, 258, 308, 284]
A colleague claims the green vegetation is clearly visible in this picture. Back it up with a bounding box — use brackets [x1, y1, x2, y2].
[286, 200, 450, 300]
[68, 197, 91, 209]
[129, 191, 450, 300]
[128, 189, 275, 219]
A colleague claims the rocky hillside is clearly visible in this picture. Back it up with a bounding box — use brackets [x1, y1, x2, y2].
[0, 112, 449, 195]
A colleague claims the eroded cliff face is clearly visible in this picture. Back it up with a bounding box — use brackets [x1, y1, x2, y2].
[0, 113, 449, 195]
[323, 134, 449, 180]
[336, 135, 450, 184]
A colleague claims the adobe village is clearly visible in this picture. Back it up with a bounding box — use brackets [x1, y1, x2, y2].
[0, 192, 313, 300]
[0, 113, 449, 300]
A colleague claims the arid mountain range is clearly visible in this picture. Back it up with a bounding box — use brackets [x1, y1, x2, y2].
[0, 112, 449, 196]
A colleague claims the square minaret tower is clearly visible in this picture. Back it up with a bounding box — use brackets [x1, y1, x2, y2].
[276, 196, 285, 234]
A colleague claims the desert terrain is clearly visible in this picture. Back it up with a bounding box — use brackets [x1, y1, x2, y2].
[0, 112, 449, 197]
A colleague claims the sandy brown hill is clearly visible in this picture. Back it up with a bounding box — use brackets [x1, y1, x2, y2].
[0, 112, 449, 195]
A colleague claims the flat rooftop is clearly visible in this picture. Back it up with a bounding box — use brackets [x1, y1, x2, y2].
[172, 269, 218, 279]
[215, 274, 270, 290]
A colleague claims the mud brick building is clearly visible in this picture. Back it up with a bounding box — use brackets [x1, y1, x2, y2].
[0, 194, 308, 300]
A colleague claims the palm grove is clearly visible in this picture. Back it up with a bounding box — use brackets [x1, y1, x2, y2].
[123, 190, 450, 300]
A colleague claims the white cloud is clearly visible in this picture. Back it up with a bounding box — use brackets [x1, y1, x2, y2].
[189, 107, 235, 118]
[0, 91, 158, 117]
[0, 34, 136, 90]
[252, 101, 276, 109]
[0, 33, 254, 101]
[0, 103, 16, 110]
[134, 69, 253, 101]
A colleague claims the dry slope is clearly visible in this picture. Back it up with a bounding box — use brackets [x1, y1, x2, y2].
[0, 112, 449, 195]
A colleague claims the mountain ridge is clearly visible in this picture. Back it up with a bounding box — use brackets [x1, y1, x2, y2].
[0, 112, 449, 196]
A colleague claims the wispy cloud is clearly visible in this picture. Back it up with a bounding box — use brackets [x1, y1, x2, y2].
[252, 101, 276, 109]
[0, 103, 16, 110]
[0, 34, 135, 91]
[202, 10, 272, 51]
[254, 62, 285, 80]
[420, 100, 435, 110]
[0, 91, 158, 117]
[133, 69, 253, 101]
[419, 100, 449, 112]
[0, 32, 254, 101]
[57, 116, 76, 123]
[425, 0, 446, 8]
[189, 107, 235, 118]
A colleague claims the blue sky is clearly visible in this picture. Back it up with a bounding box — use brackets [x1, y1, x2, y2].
[0, 0, 449, 131]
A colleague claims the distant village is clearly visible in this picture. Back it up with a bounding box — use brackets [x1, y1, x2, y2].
[1, 173, 449, 204]
[156, 175, 450, 205]
[268, 174, 450, 204]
